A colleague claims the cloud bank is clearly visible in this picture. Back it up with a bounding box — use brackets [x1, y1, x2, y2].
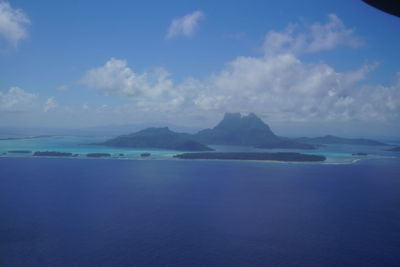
[82, 14, 399, 125]
[1, 14, 398, 134]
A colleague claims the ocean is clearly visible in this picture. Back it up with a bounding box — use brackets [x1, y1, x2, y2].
[1, 155, 400, 266]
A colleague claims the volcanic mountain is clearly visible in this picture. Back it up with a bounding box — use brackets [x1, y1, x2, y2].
[194, 113, 315, 149]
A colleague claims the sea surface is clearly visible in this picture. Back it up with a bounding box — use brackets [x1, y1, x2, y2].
[0, 137, 400, 266]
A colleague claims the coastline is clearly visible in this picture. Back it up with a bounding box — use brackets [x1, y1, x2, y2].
[0, 153, 389, 165]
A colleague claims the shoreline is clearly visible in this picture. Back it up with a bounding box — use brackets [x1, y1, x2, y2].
[0, 153, 387, 165]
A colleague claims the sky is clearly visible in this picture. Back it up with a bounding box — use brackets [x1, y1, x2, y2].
[0, 0, 399, 137]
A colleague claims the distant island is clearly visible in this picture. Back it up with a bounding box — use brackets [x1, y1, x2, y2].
[352, 152, 368, 156]
[95, 112, 388, 152]
[388, 147, 400, 152]
[174, 152, 326, 162]
[33, 151, 73, 157]
[295, 135, 388, 146]
[8, 150, 32, 154]
[98, 113, 315, 151]
[98, 127, 213, 151]
[86, 153, 111, 158]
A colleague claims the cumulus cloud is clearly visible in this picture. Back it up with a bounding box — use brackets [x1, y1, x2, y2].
[81, 58, 187, 113]
[0, 1, 30, 49]
[263, 14, 362, 55]
[307, 14, 362, 52]
[0, 88, 61, 116]
[81, 14, 399, 125]
[166, 10, 204, 39]
[81, 58, 173, 98]
[192, 54, 396, 122]
[0, 87, 36, 112]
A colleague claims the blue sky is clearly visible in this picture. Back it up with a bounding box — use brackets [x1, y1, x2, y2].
[0, 0, 399, 136]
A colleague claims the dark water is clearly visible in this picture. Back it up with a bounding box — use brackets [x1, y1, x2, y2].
[0, 158, 400, 267]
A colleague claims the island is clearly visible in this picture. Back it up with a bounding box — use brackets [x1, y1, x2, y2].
[352, 152, 368, 156]
[33, 151, 73, 157]
[388, 147, 400, 152]
[86, 153, 111, 158]
[8, 150, 32, 154]
[98, 127, 213, 151]
[91, 112, 389, 152]
[173, 152, 326, 162]
[97, 113, 316, 151]
[295, 135, 387, 146]
[141, 153, 151, 157]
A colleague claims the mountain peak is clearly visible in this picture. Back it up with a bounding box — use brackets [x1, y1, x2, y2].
[222, 112, 258, 120]
[196, 112, 279, 146]
[246, 112, 257, 118]
[215, 112, 272, 132]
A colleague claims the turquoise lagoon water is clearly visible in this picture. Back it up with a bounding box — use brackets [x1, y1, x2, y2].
[0, 135, 397, 164]
[0, 136, 181, 159]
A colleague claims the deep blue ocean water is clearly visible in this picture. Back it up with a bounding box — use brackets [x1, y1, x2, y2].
[1, 157, 400, 266]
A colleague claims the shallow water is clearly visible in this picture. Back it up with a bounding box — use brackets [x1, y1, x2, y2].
[0, 135, 398, 164]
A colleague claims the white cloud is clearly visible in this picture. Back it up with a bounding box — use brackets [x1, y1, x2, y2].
[0, 1, 30, 49]
[0, 87, 36, 112]
[194, 53, 397, 122]
[43, 97, 57, 112]
[307, 14, 362, 52]
[0, 88, 60, 116]
[166, 10, 204, 40]
[263, 14, 362, 55]
[81, 58, 173, 98]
